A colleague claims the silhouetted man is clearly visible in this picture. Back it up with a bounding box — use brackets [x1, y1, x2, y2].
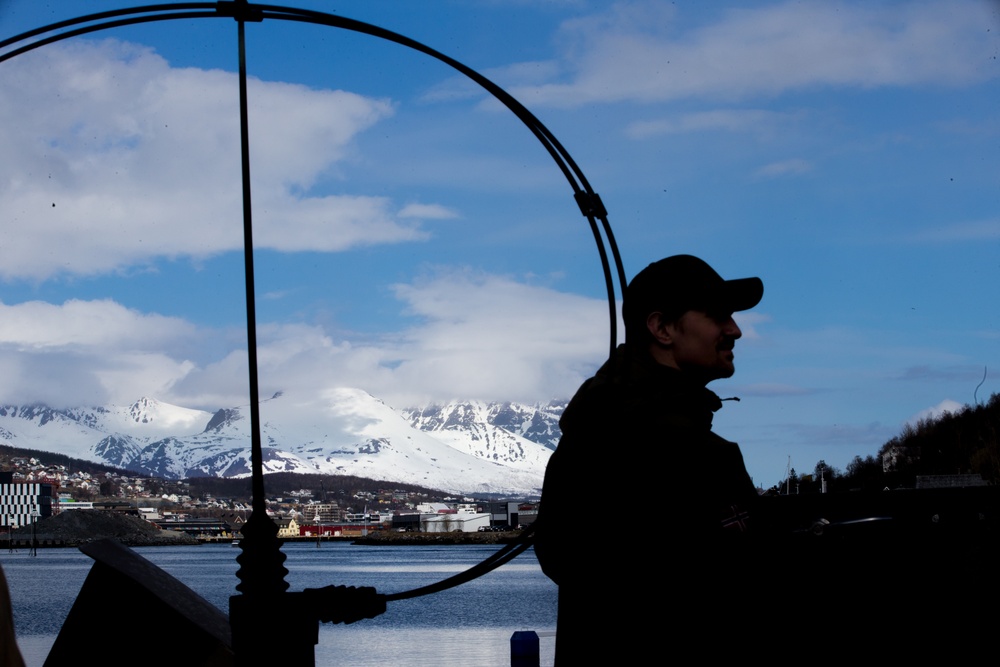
[536, 255, 763, 664]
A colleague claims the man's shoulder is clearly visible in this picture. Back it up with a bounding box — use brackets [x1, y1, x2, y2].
[559, 345, 721, 434]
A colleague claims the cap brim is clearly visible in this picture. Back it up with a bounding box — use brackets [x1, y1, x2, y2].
[720, 277, 763, 312]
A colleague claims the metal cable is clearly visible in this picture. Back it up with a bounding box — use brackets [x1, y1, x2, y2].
[383, 524, 537, 603]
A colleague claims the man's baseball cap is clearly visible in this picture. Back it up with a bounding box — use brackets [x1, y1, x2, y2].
[623, 255, 763, 332]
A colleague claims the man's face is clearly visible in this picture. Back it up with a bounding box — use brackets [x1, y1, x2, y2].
[661, 309, 743, 383]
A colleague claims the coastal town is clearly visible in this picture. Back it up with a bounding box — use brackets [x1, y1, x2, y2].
[0, 449, 538, 548]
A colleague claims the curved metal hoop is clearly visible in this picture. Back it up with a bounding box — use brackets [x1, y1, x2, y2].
[1, 2, 628, 627]
[1, 2, 628, 336]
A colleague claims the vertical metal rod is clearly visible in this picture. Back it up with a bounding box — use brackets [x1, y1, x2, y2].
[236, 12, 266, 516]
[230, 12, 306, 666]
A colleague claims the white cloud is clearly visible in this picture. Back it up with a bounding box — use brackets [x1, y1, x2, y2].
[0, 350, 113, 408]
[908, 218, 1000, 243]
[734, 311, 768, 340]
[909, 399, 964, 424]
[381, 269, 611, 404]
[508, 0, 998, 107]
[421, 60, 563, 104]
[397, 203, 460, 219]
[178, 270, 613, 409]
[739, 383, 814, 397]
[0, 39, 433, 280]
[253, 195, 428, 251]
[0, 272, 613, 410]
[0, 299, 195, 349]
[625, 108, 797, 139]
[753, 158, 813, 178]
[0, 299, 199, 407]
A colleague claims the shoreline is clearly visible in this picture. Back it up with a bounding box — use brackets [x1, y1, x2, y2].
[3, 529, 528, 550]
[350, 530, 524, 546]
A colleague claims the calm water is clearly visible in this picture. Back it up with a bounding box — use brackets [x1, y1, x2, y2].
[1, 541, 558, 666]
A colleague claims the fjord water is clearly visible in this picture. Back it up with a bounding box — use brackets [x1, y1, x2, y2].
[2, 542, 558, 667]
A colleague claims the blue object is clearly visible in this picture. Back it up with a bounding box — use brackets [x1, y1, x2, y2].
[511, 630, 540, 667]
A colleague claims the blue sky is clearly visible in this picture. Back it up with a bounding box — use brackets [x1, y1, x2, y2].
[0, 0, 997, 487]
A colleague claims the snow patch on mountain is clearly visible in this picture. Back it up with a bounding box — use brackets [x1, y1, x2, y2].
[402, 401, 562, 471]
[0, 390, 563, 495]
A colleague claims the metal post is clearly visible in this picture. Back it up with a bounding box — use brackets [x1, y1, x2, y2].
[511, 631, 540, 667]
[224, 4, 319, 663]
[30, 509, 38, 557]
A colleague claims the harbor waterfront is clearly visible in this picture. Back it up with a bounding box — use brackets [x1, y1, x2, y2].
[1, 541, 558, 666]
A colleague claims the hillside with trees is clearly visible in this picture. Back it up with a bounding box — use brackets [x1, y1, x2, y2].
[777, 393, 1000, 493]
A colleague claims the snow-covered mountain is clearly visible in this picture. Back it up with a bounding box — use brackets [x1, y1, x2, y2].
[0, 399, 212, 466]
[0, 392, 564, 495]
[402, 401, 564, 467]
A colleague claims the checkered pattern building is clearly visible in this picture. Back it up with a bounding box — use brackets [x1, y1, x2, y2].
[0, 482, 53, 527]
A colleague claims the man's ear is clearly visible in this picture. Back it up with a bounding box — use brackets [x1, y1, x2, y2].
[646, 312, 673, 346]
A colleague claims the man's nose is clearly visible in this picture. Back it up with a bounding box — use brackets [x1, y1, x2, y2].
[725, 316, 742, 339]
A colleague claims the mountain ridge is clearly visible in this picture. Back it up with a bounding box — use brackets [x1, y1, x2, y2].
[0, 391, 564, 495]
